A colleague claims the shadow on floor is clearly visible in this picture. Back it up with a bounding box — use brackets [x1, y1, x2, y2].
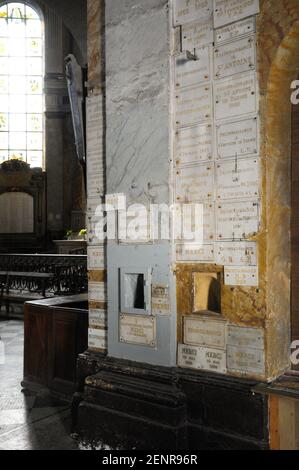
[0, 318, 112, 450]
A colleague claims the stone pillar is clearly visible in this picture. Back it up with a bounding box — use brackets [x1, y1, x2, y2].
[85, 0, 107, 353]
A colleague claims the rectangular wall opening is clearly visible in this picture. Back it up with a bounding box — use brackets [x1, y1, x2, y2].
[193, 272, 221, 315]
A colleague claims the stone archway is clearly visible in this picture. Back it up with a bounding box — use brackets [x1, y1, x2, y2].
[258, 1, 299, 377]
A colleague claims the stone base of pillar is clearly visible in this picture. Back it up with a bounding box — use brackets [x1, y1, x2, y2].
[73, 353, 270, 450]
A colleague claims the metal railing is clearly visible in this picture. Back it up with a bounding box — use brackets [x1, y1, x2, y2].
[0, 254, 88, 295]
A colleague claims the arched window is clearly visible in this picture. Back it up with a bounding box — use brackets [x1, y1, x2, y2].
[0, 2, 44, 168]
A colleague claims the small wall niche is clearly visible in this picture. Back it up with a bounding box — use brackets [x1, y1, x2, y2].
[120, 267, 151, 315]
[192, 272, 221, 315]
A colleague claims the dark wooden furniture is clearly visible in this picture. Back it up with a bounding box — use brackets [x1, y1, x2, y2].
[23, 294, 88, 398]
[0, 160, 46, 253]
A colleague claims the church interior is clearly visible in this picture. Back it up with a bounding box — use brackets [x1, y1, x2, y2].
[0, 0, 299, 452]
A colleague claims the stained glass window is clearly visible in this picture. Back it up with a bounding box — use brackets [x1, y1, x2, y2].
[0, 2, 44, 168]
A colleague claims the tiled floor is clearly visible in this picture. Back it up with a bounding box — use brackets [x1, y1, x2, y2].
[0, 319, 80, 450]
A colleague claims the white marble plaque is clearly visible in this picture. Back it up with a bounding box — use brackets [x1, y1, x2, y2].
[174, 202, 215, 242]
[173, 26, 182, 55]
[182, 18, 214, 50]
[175, 163, 214, 202]
[216, 157, 259, 200]
[217, 201, 259, 240]
[86, 94, 103, 124]
[178, 344, 227, 373]
[174, 0, 213, 26]
[87, 153, 104, 177]
[201, 346, 227, 373]
[89, 309, 107, 328]
[87, 197, 102, 215]
[184, 316, 226, 348]
[152, 285, 170, 316]
[119, 315, 156, 347]
[175, 47, 211, 88]
[214, 72, 258, 121]
[215, 17, 256, 44]
[227, 345, 265, 376]
[87, 217, 100, 246]
[105, 193, 126, 211]
[224, 266, 259, 286]
[119, 206, 151, 244]
[88, 282, 107, 303]
[203, 203, 215, 241]
[87, 173, 105, 198]
[88, 328, 107, 351]
[227, 325, 264, 349]
[87, 198, 103, 245]
[87, 246, 105, 270]
[176, 243, 214, 262]
[175, 83, 212, 127]
[86, 95, 105, 196]
[215, 241, 257, 266]
[214, 36, 256, 80]
[175, 124, 213, 166]
[216, 117, 259, 160]
[178, 344, 202, 369]
[213, 0, 260, 29]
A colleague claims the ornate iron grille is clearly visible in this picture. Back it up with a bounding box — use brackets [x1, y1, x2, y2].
[0, 254, 88, 295]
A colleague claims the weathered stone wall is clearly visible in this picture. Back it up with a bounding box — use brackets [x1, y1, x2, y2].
[105, 0, 170, 206]
[175, 0, 299, 382]
[85, 0, 299, 381]
[258, 0, 299, 378]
